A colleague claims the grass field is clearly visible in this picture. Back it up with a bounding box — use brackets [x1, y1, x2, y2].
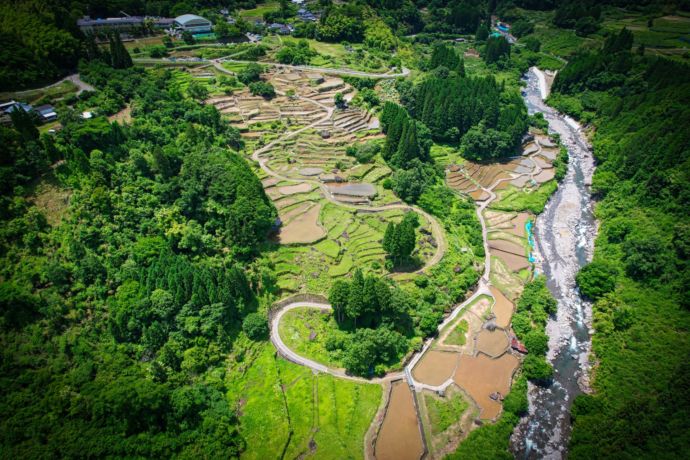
[240, 2, 279, 19]
[445, 319, 469, 346]
[518, 7, 690, 60]
[424, 390, 470, 436]
[278, 307, 344, 368]
[0, 80, 78, 105]
[490, 181, 558, 214]
[228, 342, 381, 460]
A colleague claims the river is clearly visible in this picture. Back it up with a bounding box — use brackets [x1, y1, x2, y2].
[510, 68, 597, 459]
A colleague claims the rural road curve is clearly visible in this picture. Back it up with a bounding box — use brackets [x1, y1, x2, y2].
[267, 138, 547, 388]
[8, 73, 95, 97]
[134, 56, 409, 79]
[217, 58, 411, 79]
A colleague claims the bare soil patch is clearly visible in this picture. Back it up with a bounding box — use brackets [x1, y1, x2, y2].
[490, 248, 531, 272]
[278, 204, 326, 244]
[490, 287, 514, 329]
[507, 213, 530, 238]
[108, 105, 132, 124]
[299, 167, 324, 176]
[489, 239, 525, 257]
[412, 351, 460, 387]
[278, 183, 313, 195]
[376, 381, 424, 460]
[534, 168, 555, 184]
[510, 175, 531, 188]
[475, 329, 509, 358]
[453, 354, 519, 420]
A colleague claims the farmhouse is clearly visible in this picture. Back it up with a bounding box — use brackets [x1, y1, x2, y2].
[174, 14, 213, 34]
[268, 23, 292, 35]
[35, 104, 58, 122]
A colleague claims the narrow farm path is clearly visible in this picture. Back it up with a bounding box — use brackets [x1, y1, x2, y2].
[250, 90, 446, 276]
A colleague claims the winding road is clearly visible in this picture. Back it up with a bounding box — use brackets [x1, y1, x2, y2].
[248, 64, 552, 460]
[265, 124, 549, 390]
[250, 89, 446, 275]
[134, 56, 410, 79]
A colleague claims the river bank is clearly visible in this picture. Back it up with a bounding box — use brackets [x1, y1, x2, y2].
[510, 67, 597, 459]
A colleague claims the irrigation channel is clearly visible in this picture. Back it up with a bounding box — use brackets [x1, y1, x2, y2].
[509, 68, 597, 459]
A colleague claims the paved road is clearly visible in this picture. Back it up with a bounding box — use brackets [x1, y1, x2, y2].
[135, 56, 409, 79]
[8, 73, 95, 97]
[250, 88, 446, 275]
[268, 140, 547, 389]
[216, 58, 410, 79]
[64, 74, 95, 95]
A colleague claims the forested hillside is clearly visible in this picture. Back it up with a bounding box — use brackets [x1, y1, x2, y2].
[550, 29, 690, 459]
[0, 58, 276, 457]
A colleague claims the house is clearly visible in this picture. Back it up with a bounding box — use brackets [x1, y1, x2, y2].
[154, 17, 175, 29]
[1, 100, 33, 115]
[174, 14, 213, 34]
[77, 15, 174, 32]
[268, 23, 291, 35]
[35, 104, 58, 122]
[297, 8, 317, 21]
[0, 100, 32, 124]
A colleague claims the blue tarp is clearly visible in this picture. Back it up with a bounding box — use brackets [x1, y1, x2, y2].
[526, 220, 536, 263]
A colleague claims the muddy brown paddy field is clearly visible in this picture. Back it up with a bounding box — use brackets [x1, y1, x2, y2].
[376, 381, 424, 460]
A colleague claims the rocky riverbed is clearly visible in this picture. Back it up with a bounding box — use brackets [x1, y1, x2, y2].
[510, 67, 597, 459]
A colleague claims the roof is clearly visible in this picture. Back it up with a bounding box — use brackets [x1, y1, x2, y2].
[35, 104, 56, 115]
[77, 16, 144, 26]
[175, 14, 211, 25]
[4, 102, 32, 114]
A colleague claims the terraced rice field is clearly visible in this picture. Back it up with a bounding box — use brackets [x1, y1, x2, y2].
[412, 351, 460, 387]
[446, 138, 557, 196]
[266, 197, 435, 293]
[375, 381, 424, 460]
[453, 353, 519, 420]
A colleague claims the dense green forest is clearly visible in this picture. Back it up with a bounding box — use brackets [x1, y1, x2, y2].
[549, 29, 690, 459]
[0, 53, 278, 456]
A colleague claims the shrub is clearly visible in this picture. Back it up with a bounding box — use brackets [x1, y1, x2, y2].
[523, 330, 549, 356]
[248, 81, 275, 99]
[237, 63, 263, 85]
[576, 260, 618, 300]
[523, 354, 553, 382]
[242, 313, 268, 340]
